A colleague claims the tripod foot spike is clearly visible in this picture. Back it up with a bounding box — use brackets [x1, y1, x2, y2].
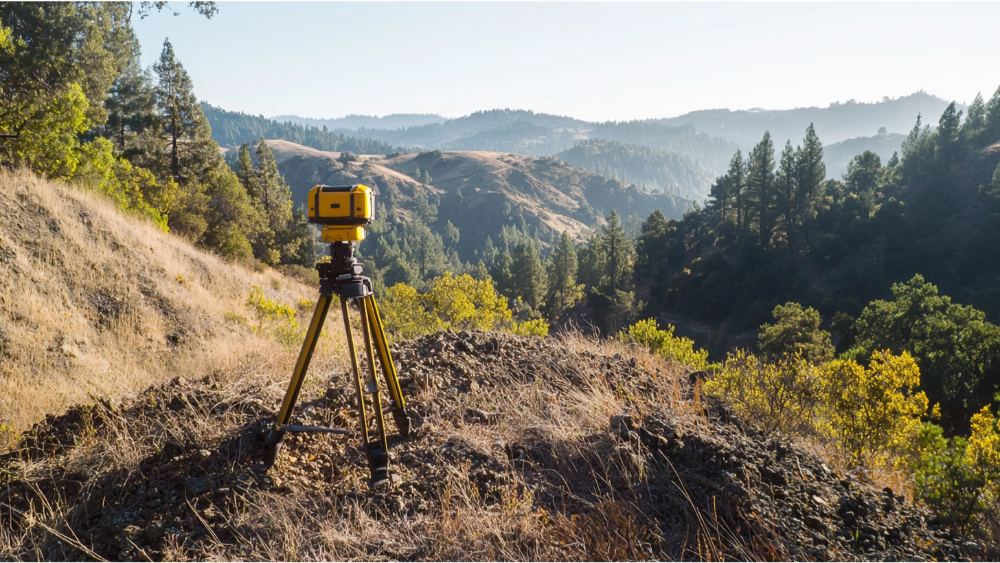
[365, 443, 391, 490]
[392, 407, 412, 438]
[263, 428, 286, 467]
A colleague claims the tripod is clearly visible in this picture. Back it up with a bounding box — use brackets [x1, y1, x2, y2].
[263, 241, 410, 489]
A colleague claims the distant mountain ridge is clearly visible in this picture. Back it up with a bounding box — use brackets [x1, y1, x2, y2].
[656, 92, 960, 149]
[213, 91, 964, 202]
[270, 113, 446, 131]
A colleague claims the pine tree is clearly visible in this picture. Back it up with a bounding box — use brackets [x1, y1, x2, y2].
[544, 232, 584, 320]
[236, 143, 257, 197]
[404, 220, 446, 282]
[576, 234, 607, 289]
[935, 102, 964, 177]
[777, 140, 798, 246]
[984, 85, 1000, 145]
[255, 137, 293, 232]
[601, 209, 634, 293]
[413, 186, 437, 223]
[151, 38, 213, 185]
[511, 242, 547, 311]
[104, 55, 156, 153]
[845, 151, 882, 217]
[723, 151, 747, 240]
[483, 236, 497, 266]
[965, 93, 987, 148]
[795, 123, 826, 238]
[490, 250, 515, 298]
[443, 220, 460, 248]
[747, 132, 776, 249]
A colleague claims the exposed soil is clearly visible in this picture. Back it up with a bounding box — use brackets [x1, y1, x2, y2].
[1, 331, 995, 561]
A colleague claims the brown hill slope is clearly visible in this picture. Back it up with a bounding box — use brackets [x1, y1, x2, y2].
[2, 330, 992, 560]
[0, 169, 320, 434]
[269, 141, 691, 253]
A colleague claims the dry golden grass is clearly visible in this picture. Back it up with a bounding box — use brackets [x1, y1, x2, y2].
[0, 168, 335, 441]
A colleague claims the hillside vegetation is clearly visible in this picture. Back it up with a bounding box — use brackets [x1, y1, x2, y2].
[0, 169, 317, 434]
[5, 324, 994, 560]
[556, 139, 715, 199]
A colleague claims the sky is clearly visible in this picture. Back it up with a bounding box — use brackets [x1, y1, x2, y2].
[133, 2, 1000, 122]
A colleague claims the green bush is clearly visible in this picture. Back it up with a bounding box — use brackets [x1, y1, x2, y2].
[619, 318, 708, 370]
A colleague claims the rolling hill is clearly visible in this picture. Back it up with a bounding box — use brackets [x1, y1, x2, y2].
[0, 168, 316, 431]
[260, 140, 692, 258]
[556, 139, 716, 200]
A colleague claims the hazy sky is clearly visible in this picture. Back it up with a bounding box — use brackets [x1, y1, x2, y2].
[133, 2, 1000, 122]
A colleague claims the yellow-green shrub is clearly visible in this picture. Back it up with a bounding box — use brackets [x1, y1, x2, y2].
[245, 285, 300, 347]
[821, 350, 930, 468]
[912, 409, 1000, 532]
[381, 272, 548, 341]
[74, 138, 172, 232]
[619, 318, 708, 371]
[703, 350, 821, 435]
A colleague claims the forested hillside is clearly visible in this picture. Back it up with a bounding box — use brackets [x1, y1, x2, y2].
[204, 104, 397, 154]
[626, 96, 1000, 429]
[234, 140, 690, 308]
[557, 139, 715, 198]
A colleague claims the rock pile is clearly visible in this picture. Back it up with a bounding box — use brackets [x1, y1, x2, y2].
[1, 330, 994, 561]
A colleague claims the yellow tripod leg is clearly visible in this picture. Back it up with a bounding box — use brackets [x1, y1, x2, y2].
[341, 297, 371, 448]
[358, 304, 392, 487]
[265, 293, 333, 464]
[364, 296, 410, 437]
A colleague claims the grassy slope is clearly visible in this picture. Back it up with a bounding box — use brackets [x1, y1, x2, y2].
[0, 169, 322, 435]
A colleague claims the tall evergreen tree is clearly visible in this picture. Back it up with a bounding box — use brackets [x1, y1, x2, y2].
[235, 143, 256, 196]
[104, 55, 156, 154]
[845, 151, 882, 217]
[511, 242, 547, 311]
[935, 102, 964, 177]
[776, 140, 798, 246]
[724, 150, 747, 240]
[255, 137, 293, 232]
[984, 85, 1000, 145]
[151, 38, 213, 185]
[747, 132, 777, 249]
[490, 250, 515, 298]
[600, 210, 634, 293]
[965, 92, 987, 148]
[576, 234, 607, 290]
[794, 123, 825, 241]
[543, 232, 583, 320]
[634, 209, 671, 281]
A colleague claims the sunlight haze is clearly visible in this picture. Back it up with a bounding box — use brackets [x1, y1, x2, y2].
[133, 2, 1000, 121]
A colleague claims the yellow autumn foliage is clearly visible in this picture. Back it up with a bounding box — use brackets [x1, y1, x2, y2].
[967, 406, 1000, 485]
[619, 318, 708, 371]
[381, 272, 548, 341]
[704, 350, 822, 435]
[821, 350, 929, 468]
